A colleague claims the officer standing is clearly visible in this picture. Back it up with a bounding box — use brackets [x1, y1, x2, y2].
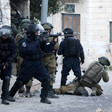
[73, 57, 110, 96]
[15, 18, 33, 97]
[0, 25, 16, 105]
[41, 23, 59, 98]
[9, 24, 52, 104]
[58, 28, 85, 88]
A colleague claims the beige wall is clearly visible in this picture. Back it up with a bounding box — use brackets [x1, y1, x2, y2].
[15, 0, 30, 18]
[0, 0, 30, 27]
[0, 0, 11, 26]
[51, 0, 112, 68]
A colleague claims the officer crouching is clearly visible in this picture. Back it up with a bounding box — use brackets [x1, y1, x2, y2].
[9, 24, 52, 104]
[0, 25, 16, 105]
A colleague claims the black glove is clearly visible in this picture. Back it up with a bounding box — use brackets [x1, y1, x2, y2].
[81, 59, 84, 64]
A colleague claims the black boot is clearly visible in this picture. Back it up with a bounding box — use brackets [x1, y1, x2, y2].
[6, 96, 15, 102]
[48, 86, 59, 98]
[1, 99, 9, 105]
[40, 98, 51, 104]
[25, 86, 33, 98]
[1, 76, 10, 104]
[48, 90, 59, 98]
[40, 79, 52, 104]
[18, 86, 25, 94]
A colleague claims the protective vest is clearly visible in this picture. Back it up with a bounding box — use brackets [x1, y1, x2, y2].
[63, 37, 80, 58]
[0, 38, 12, 61]
[83, 61, 104, 84]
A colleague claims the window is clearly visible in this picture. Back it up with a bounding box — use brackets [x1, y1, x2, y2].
[110, 22, 112, 42]
[65, 3, 75, 13]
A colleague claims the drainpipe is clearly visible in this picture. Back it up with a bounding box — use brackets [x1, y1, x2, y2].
[41, 0, 48, 24]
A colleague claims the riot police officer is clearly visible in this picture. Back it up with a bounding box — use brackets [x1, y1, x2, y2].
[0, 25, 16, 105]
[15, 18, 33, 97]
[9, 24, 52, 104]
[58, 28, 85, 88]
[42, 22, 59, 98]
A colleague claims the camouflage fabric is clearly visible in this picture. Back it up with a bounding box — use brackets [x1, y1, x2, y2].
[83, 61, 104, 84]
[15, 31, 26, 48]
[42, 23, 53, 30]
[73, 61, 109, 96]
[42, 37, 59, 86]
[102, 70, 109, 82]
[20, 19, 31, 31]
[26, 80, 33, 87]
[11, 23, 19, 38]
[54, 83, 88, 96]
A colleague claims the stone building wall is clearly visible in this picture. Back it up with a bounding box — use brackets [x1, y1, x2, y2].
[51, 0, 112, 68]
[0, 0, 30, 27]
[0, 0, 10, 27]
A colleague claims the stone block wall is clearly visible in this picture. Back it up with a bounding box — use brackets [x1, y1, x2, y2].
[51, 0, 112, 68]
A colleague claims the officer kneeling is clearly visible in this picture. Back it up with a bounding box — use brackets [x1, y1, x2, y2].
[9, 24, 51, 104]
[73, 57, 110, 96]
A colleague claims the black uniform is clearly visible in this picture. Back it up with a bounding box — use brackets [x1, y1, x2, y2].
[0, 35, 16, 104]
[58, 28, 85, 86]
[9, 24, 52, 104]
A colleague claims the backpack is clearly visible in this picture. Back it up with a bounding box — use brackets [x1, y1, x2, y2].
[83, 62, 104, 84]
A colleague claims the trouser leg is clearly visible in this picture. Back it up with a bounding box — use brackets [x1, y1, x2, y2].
[1, 76, 10, 105]
[40, 79, 51, 104]
[61, 74, 68, 86]
[9, 80, 23, 97]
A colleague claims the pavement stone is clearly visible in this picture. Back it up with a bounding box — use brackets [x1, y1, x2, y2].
[0, 64, 112, 112]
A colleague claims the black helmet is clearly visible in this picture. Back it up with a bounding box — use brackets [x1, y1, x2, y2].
[63, 28, 73, 35]
[42, 22, 53, 30]
[98, 56, 110, 66]
[26, 24, 39, 35]
[0, 25, 12, 37]
[63, 28, 73, 38]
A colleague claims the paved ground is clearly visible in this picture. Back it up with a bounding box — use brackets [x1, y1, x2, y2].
[0, 64, 112, 112]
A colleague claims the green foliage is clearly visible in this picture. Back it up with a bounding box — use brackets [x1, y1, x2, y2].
[30, 0, 63, 20]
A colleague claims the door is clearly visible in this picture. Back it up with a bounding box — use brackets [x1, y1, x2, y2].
[62, 13, 80, 39]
